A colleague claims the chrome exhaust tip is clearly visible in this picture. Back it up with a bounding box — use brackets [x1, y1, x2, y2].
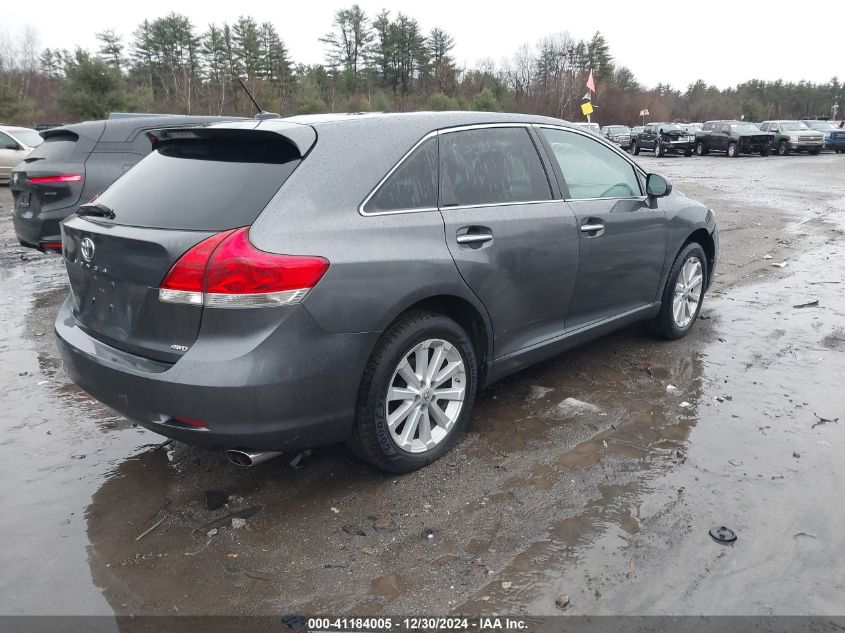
[225, 448, 283, 467]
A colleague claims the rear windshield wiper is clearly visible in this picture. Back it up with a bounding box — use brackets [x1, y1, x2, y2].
[77, 202, 116, 220]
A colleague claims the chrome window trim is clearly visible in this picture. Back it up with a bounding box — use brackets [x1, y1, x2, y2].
[359, 122, 553, 217]
[440, 199, 557, 212]
[534, 124, 648, 202]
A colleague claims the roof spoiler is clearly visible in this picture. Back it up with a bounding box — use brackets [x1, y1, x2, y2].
[146, 124, 316, 157]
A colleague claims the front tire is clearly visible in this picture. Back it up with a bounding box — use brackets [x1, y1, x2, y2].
[645, 243, 707, 340]
[632, 140, 640, 155]
[350, 311, 477, 473]
[810, 148, 821, 155]
[778, 141, 789, 156]
[654, 142, 664, 157]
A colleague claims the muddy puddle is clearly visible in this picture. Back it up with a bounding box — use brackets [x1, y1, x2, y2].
[0, 154, 843, 616]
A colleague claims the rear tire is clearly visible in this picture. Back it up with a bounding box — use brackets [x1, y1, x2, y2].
[726, 142, 738, 158]
[349, 311, 477, 473]
[632, 140, 640, 155]
[645, 242, 708, 341]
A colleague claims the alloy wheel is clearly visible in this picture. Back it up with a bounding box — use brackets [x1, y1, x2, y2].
[673, 256, 704, 328]
[385, 339, 466, 453]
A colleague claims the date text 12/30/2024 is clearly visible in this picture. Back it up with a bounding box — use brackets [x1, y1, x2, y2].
[306, 617, 529, 631]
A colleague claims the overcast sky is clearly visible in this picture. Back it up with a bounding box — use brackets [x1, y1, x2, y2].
[5, 0, 841, 90]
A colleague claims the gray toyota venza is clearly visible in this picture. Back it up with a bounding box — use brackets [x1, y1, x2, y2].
[56, 112, 719, 473]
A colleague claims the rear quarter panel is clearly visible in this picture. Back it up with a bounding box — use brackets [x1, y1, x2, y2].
[249, 118, 492, 339]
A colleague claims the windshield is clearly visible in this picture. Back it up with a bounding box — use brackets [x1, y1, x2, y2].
[731, 123, 761, 133]
[9, 129, 43, 147]
[661, 124, 683, 132]
[803, 121, 833, 131]
[608, 126, 630, 134]
[780, 122, 808, 131]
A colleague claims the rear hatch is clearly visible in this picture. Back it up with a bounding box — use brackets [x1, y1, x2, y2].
[11, 124, 104, 238]
[61, 124, 315, 363]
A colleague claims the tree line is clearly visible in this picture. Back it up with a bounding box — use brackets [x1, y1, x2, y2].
[0, 6, 841, 127]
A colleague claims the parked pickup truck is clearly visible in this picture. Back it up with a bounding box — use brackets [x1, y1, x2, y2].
[694, 121, 774, 157]
[758, 121, 824, 156]
[801, 120, 845, 153]
[630, 122, 694, 157]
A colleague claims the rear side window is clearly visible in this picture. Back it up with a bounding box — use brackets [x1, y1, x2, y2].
[363, 137, 437, 213]
[94, 134, 301, 231]
[22, 132, 77, 161]
[440, 127, 551, 207]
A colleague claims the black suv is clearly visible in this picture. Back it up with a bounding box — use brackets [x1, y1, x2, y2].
[10, 115, 243, 252]
[694, 121, 773, 157]
[630, 123, 695, 157]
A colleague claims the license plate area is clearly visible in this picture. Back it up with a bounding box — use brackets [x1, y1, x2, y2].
[17, 192, 30, 207]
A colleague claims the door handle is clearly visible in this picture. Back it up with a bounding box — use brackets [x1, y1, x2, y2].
[456, 233, 494, 245]
[579, 223, 605, 233]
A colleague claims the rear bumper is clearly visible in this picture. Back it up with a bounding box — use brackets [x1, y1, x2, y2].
[11, 204, 69, 250]
[55, 296, 378, 452]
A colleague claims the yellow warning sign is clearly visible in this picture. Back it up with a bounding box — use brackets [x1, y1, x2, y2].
[581, 101, 594, 117]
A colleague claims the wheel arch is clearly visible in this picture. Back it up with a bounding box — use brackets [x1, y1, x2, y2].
[389, 295, 493, 385]
[682, 228, 716, 285]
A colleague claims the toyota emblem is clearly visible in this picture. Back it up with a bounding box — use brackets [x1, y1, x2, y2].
[80, 237, 95, 262]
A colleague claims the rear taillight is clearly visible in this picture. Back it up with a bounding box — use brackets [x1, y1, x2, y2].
[159, 227, 329, 309]
[39, 240, 63, 253]
[27, 174, 83, 184]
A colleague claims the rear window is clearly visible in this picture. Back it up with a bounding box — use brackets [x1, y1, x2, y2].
[94, 134, 301, 230]
[24, 132, 78, 161]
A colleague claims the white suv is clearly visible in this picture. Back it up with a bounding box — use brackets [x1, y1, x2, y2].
[0, 125, 43, 183]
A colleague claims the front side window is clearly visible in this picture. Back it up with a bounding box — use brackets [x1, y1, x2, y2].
[780, 122, 808, 132]
[439, 127, 551, 207]
[363, 137, 438, 213]
[0, 132, 16, 148]
[541, 127, 642, 200]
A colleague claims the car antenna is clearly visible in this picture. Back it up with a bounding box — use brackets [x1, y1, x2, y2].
[236, 77, 281, 120]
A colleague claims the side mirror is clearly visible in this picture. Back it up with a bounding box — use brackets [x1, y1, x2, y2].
[646, 173, 672, 198]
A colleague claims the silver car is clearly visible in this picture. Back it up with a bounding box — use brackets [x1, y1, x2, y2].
[0, 125, 42, 183]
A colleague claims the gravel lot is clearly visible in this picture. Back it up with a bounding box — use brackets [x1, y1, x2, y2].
[1, 152, 843, 616]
